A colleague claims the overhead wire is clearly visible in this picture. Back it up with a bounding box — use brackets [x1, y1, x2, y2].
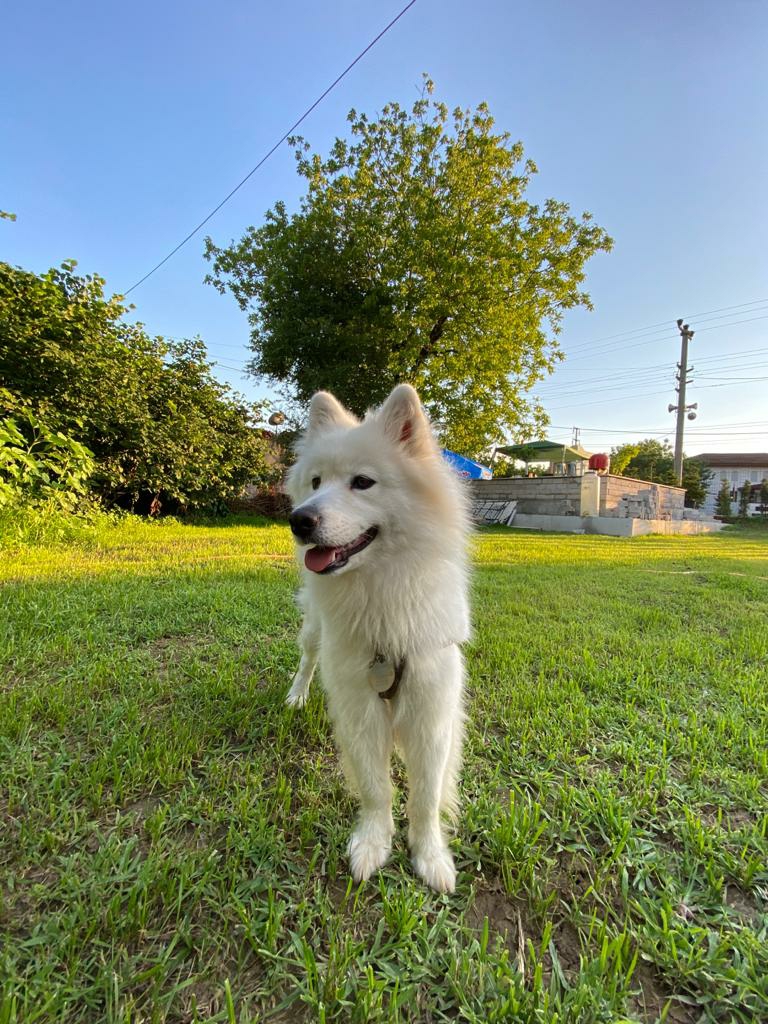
[544, 375, 768, 412]
[561, 309, 768, 362]
[535, 359, 768, 398]
[123, 0, 419, 295]
[563, 297, 768, 353]
[562, 312, 768, 362]
[212, 361, 251, 373]
[548, 419, 768, 433]
[555, 345, 768, 373]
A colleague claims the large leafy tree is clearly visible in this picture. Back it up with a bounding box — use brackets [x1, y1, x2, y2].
[0, 261, 274, 512]
[609, 438, 711, 509]
[204, 79, 612, 454]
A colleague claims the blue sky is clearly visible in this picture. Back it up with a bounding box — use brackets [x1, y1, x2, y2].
[3, 0, 767, 454]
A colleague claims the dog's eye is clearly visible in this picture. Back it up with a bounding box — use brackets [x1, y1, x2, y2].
[351, 475, 376, 490]
[311, 476, 321, 490]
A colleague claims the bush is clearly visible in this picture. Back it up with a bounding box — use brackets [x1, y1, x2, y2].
[0, 261, 277, 515]
[0, 409, 94, 509]
[0, 408, 120, 545]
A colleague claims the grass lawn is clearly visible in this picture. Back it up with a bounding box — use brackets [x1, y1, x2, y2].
[1, 516, 766, 1023]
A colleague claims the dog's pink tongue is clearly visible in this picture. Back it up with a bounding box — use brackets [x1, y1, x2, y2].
[305, 546, 338, 573]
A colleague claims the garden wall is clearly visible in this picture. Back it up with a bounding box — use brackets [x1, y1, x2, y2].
[598, 475, 685, 519]
[469, 475, 584, 516]
[471, 474, 686, 520]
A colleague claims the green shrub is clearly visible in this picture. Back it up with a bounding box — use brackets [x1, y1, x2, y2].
[0, 261, 278, 514]
[0, 408, 116, 545]
[0, 409, 94, 510]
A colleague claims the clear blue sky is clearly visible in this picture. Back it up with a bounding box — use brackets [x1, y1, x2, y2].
[3, 0, 767, 454]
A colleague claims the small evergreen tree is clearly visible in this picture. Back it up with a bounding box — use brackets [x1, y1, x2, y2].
[715, 479, 732, 518]
[738, 480, 753, 518]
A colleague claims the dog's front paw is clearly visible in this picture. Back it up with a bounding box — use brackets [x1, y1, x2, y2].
[412, 845, 456, 893]
[285, 686, 308, 708]
[348, 829, 391, 883]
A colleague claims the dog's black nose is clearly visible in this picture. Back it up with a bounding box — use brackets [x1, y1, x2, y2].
[289, 508, 320, 541]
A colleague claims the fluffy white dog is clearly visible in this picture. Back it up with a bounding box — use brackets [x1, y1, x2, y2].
[285, 384, 470, 893]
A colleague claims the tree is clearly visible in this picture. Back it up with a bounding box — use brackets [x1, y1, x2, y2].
[738, 480, 753, 518]
[0, 261, 275, 512]
[609, 439, 711, 508]
[760, 478, 768, 519]
[681, 459, 711, 510]
[714, 479, 733, 518]
[204, 78, 613, 455]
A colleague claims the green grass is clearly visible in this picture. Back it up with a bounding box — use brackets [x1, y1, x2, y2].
[1, 516, 766, 1023]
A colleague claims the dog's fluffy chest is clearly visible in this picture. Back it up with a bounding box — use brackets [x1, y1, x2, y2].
[305, 559, 469, 660]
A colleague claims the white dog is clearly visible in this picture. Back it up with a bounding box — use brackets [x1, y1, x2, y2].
[285, 384, 470, 893]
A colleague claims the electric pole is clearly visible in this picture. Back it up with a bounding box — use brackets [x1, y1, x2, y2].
[668, 319, 697, 485]
[571, 426, 581, 448]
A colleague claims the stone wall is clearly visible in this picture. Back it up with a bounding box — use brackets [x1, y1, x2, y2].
[469, 475, 584, 516]
[599, 475, 685, 519]
[470, 474, 686, 520]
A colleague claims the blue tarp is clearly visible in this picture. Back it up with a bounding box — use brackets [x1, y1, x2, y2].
[441, 449, 493, 480]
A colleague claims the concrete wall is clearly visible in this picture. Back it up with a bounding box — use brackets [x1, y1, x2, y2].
[599, 475, 685, 519]
[510, 514, 724, 536]
[469, 475, 583, 516]
[471, 474, 686, 520]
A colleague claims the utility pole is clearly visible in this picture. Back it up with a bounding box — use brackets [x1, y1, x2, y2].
[668, 319, 697, 485]
[571, 426, 581, 448]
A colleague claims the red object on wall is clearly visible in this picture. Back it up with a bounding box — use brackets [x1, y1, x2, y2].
[589, 453, 610, 473]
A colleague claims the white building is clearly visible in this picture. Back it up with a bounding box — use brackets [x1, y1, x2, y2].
[693, 453, 768, 513]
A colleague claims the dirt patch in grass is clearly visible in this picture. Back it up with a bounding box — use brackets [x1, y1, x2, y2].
[699, 804, 755, 830]
[628, 961, 698, 1024]
[722, 808, 754, 830]
[122, 793, 166, 820]
[145, 634, 217, 671]
[3, 864, 61, 932]
[466, 884, 521, 955]
[466, 881, 582, 979]
[725, 885, 763, 927]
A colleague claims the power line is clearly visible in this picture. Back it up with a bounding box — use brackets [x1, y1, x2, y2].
[562, 309, 768, 361]
[544, 375, 768, 412]
[123, 0, 419, 296]
[212, 360, 251, 373]
[695, 313, 768, 334]
[548, 419, 768, 433]
[554, 345, 768, 373]
[562, 314, 768, 362]
[535, 359, 768, 397]
[563, 297, 768, 354]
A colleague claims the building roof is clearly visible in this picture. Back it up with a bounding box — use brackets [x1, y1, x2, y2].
[691, 453, 768, 468]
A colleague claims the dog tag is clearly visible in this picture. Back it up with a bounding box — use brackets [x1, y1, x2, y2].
[368, 654, 396, 694]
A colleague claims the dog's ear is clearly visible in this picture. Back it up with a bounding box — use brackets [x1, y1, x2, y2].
[307, 391, 358, 434]
[379, 383, 432, 456]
